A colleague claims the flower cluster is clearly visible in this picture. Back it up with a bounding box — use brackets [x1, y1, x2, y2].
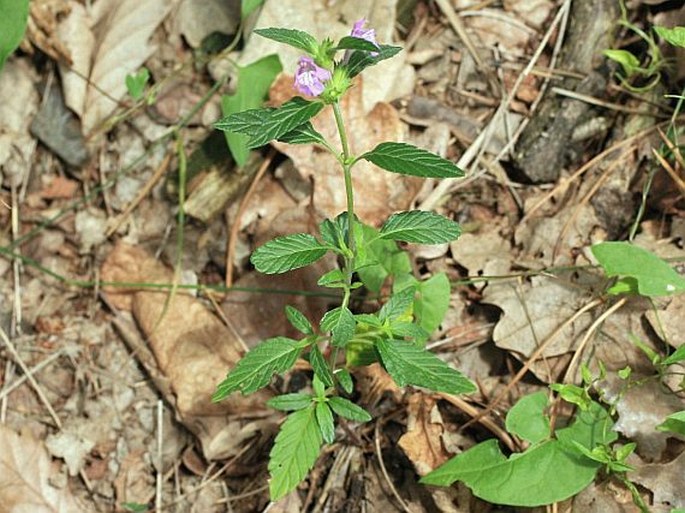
[293, 18, 380, 100]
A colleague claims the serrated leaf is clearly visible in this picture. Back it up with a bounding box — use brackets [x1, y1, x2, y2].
[319, 213, 349, 250]
[414, 273, 451, 338]
[221, 54, 282, 165]
[336, 36, 380, 52]
[309, 345, 334, 387]
[376, 339, 476, 395]
[390, 321, 429, 341]
[267, 393, 313, 411]
[380, 211, 461, 244]
[320, 306, 356, 347]
[346, 44, 402, 77]
[269, 406, 323, 500]
[316, 402, 336, 444]
[0, 0, 29, 71]
[655, 26, 685, 48]
[505, 391, 550, 444]
[254, 27, 318, 53]
[317, 269, 347, 288]
[285, 305, 314, 335]
[591, 241, 685, 297]
[213, 337, 301, 399]
[329, 396, 372, 422]
[335, 368, 354, 394]
[379, 287, 415, 323]
[657, 410, 685, 436]
[361, 142, 465, 179]
[277, 121, 327, 145]
[251, 233, 328, 274]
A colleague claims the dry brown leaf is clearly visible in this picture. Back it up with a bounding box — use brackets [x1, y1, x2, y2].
[398, 393, 451, 476]
[630, 450, 685, 510]
[113, 449, 155, 509]
[0, 424, 88, 513]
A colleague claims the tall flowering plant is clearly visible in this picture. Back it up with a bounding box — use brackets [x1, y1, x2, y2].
[213, 20, 475, 501]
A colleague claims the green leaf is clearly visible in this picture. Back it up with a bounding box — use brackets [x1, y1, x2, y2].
[241, 0, 264, 19]
[251, 233, 328, 274]
[361, 142, 465, 179]
[285, 305, 314, 335]
[346, 44, 402, 78]
[591, 241, 685, 297]
[213, 337, 301, 399]
[319, 213, 350, 251]
[505, 391, 551, 444]
[267, 393, 313, 411]
[357, 224, 411, 293]
[278, 121, 327, 145]
[379, 286, 415, 323]
[550, 383, 592, 411]
[221, 55, 282, 165]
[390, 321, 429, 341]
[125, 68, 150, 101]
[309, 345, 334, 387]
[421, 439, 599, 507]
[603, 49, 641, 76]
[329, 396, 372, 422]
[336, 368, 354, 394]
[0, 0, 29, 71]
[376, 339, 477, 395]
[269, 406, 323, 500]
[321, 306, 356, 347]
[215, 97, 324, 149]
[380, 211, 462, 244]
[122, 503, 148, 513]
[317, 269, 347, 288]
[657, 410, 685, 436]
[336, 36, 380, 52]
[315, 402, 336, 443]
[556, 401, 617, 451]
[663, 345, 685, 366]
[654, 26, 685, 48]
[254, 27, 318, 53]
[413, 273, 451, 337]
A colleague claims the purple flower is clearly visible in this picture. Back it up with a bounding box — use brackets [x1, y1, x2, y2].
[294, 56, 332, 97]
[350, 18, 380, 55]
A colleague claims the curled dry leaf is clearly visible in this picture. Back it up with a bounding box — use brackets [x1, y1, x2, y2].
[0, 424, 88, 513]
[630, 450, 685, 510]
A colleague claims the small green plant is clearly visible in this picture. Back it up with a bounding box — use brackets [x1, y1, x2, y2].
[125, 67, 151, 102]
[212, 21, 476, 500]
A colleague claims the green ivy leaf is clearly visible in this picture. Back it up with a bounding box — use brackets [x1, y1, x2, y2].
[329, 396, 372, 422]
[320, 306, 356, 347]
[125, 68, 150, 101]
[380, 211, 462, 244]
[361, 142, 465, 179]
[654, 26, 685, 48]
[346, 44, 402, 77]
[267, 393, 313, 411]
[269, 406, 323, 500]
[591, 241, 685, 297]
[657, 410, 685, 436]
[335, 36, 381, 52]
[221, 55, 282, 165]
[0, 0, 29, 71]
[315, 402, 336, 443]
[309, 345, 334, 387]
[251, 233, 328, 274]
[335, 368, 354, 394]
[285, 305, 314, 335]
[505, 391, 550, 445]
[213, 337, 301, 399]
[254, 27, 318, 53]
[376, 339, 476, 395]
[277, 121, 327, 145]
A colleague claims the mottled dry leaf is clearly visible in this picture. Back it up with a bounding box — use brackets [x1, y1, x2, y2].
[398, 393, 451, 476]
[646, 295, 685, 349]
[449, 229, 512, 276]
[630, 450, 685, 510]
[0, 424, 87, 513]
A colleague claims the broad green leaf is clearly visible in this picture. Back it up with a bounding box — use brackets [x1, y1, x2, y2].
[657, 410, 685, 436]
[125, 68, 150, 101]
[379, 286, 415, 322]
[376, 339, 477, 395]
[269, 406, 323, 500]
[285, 305, 314, 335]
[215, 97, 324, 149]
[309, 345, 334, 387]
[603, 49, 641, 76]
[592, 241, 685, 297]
[278, 121, 327, 145]
[251, 233, 328, 274]
[329, 396, 372, 422]
[213, 337, 301, 399]
[317, 269, 347, 288]
[357, 224, 410, 292]
[221, 55, 282, 165]
[254, 27, 318, 53]
[413, 273, 451, 337]
[346, 44, 402, 77]
[335, 368, 354, 394]
[389, 321, 429, 341]
[321, 306, 356, 347]
[556, 401, 617, 451]
[663, 345, 685, 365]
[319, 214, 349, 251]
[241, 0, 264, 19]
[315, 402, 336, 443]
[380, 211, 462, 244]
[421, 439, 599, 507]
[267, 393, 313, 411]
[361, 142, 465, 179]
[505, 391, 550, 444]
[655, 26, 685, 48]
[0, 0, 29, 71]
[336, 36, 380, 52]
